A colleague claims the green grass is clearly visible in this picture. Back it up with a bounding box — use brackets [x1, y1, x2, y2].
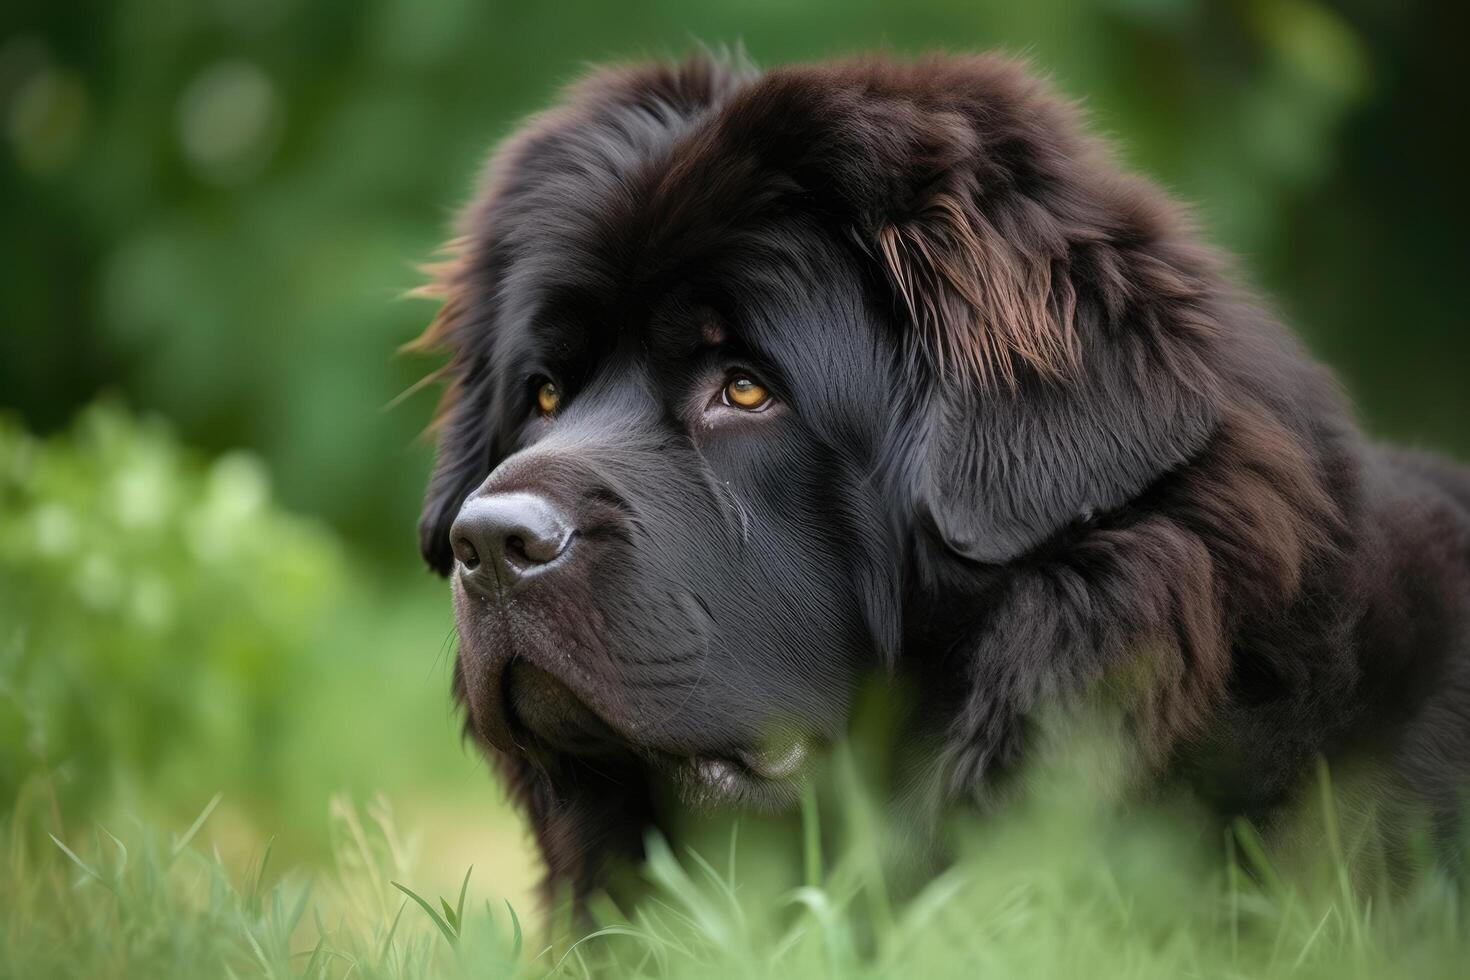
[5, 755, 1465, 980]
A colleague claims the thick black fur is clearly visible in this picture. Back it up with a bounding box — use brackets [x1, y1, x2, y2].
[413, 53, 1470, 902]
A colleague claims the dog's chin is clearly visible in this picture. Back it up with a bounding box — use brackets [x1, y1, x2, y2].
[490, 662, 815, 812]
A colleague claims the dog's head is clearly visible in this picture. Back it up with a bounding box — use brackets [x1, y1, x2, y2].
[416, 54, 1224, 819]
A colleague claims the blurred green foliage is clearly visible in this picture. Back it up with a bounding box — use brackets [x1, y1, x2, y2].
[0, 404, 340, 820]
[0, 404, 520, 878]
[2, 0, 1464, 563]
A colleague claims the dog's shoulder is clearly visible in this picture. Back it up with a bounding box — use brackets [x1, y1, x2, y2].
[1367, 442, 1470, 525]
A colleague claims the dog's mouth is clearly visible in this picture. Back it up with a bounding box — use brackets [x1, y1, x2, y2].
[503, 661, 621, 756]
[499, 660, 813, 809]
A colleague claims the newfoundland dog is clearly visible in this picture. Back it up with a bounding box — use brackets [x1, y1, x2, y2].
[413, 53, 1470, 901]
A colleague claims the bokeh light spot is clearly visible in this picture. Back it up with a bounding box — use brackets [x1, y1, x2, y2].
[176, 59, 281, 185]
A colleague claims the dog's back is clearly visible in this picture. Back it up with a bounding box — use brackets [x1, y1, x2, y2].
[1362, 445, 1470, 836]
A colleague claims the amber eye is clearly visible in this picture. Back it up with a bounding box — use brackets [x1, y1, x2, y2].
[723, 375, 770, 411]
[535, 380, 560, 416]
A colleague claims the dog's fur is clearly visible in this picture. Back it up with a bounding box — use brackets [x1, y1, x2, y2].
[415, 53, 1470, 902]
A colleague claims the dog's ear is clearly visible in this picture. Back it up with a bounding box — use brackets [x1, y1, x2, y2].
[410, 228, 510, 575]
[413, 224, 517, 573]
[409, 112, 530, 576]
[744, 56, 1223, 562]
[909, 301, 1220, 564]
[869, 65, 1223, 562]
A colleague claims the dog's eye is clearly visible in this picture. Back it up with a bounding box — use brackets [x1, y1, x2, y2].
[535, 381, 561, 416]
[723, 376, 771, 411]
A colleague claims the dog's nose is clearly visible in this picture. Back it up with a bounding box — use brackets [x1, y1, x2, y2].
[450, 491, 573, 594]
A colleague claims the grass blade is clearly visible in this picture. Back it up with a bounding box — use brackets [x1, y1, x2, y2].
[48, 834, 111, 891]
[171, 791, 224, 859]
[392, 880, 459, 948]
[506, 899, 524, 960]
[454, 865, 472, 930]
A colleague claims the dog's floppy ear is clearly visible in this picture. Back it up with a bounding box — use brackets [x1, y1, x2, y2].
[409, 239, 505, 576]
[759, 56, 1223, 562]
[872, 68, 1222, 562]
[909, 300, 1220, 564]
[410, 96, 537, 576]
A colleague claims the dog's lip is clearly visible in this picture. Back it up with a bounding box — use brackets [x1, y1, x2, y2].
[672, 739, 812, 811]
[731, 739, 810, 780]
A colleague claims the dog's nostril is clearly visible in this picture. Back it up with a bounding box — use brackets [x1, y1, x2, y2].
[507, 529, 569, 566]
[451, 535, 481, 570]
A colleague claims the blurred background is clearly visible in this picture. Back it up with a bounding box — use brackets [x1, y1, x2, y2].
[1, 0, 1465, 920]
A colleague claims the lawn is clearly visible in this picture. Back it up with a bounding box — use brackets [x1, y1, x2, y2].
[6, 747, 1467, 978]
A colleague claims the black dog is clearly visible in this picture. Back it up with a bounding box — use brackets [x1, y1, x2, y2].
[414, 53, 1470, 901]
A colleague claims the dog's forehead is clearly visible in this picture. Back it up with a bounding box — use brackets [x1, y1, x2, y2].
[488, 110, 830, 358]
[482, 106, 713, 346]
